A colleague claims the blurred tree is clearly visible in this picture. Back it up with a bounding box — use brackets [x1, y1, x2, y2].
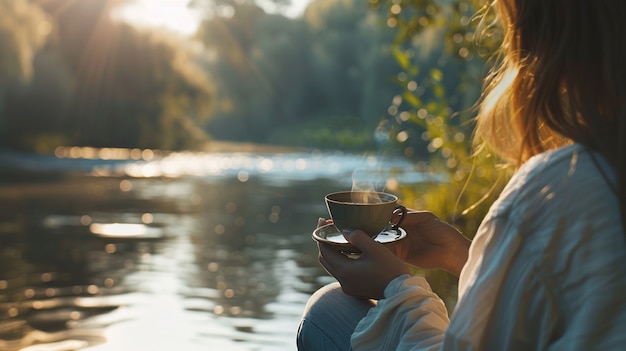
[191, 0, 293, 18]
[2, 0, 214, 152]
[244, 15, 312, 131]
[194, 1, 285, 141]
[0, 0, 49, 143]
[193, 0, 401, 149]
[304, 0, 398, 126]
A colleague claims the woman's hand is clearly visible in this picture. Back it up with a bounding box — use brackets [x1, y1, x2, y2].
[394, 210, 470, 277]
[318, 229, 410, 300]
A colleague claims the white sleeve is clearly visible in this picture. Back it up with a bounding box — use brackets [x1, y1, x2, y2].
[351, 146, 626, 351]
[350, 274, 450, 351]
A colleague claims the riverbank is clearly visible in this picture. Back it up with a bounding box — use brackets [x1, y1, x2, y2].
[200, 140, 310, 153]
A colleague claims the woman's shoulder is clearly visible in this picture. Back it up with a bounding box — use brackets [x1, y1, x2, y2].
[504, 143, 615, 205]
[522, 143, 614, 184]
[489, 143, 619, 231]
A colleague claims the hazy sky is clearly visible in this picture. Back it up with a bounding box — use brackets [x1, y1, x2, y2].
[115, 0, 311, 36]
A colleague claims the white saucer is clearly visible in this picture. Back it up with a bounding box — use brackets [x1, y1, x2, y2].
[312, 223, 406, 253]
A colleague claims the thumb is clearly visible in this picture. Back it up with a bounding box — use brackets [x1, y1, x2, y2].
[342, 229, 376, 252]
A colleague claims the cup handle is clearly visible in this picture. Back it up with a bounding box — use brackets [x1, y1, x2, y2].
[389, 204, 407, 230]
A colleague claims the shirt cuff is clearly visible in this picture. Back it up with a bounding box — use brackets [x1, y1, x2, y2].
[383, 273, 412, 299]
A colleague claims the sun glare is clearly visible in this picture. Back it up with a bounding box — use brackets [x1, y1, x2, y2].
[113, 0, 201, 36]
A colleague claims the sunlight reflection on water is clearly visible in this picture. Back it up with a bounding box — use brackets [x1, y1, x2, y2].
[2, 147, 439, 188]
[55, 147, 437, 186]
[0, 148, 444, 351]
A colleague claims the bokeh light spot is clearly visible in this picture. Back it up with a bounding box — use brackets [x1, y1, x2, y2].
[87, 285, 99, 294]
[215, 224, 226, 235]
[208, 262, 219, 272]
[80, 215, 92, 225]
[105, 244, 116, 254]
[120, 180, 132, 192]
[141, 213, 153, 224]
[237, 171, 249, 182]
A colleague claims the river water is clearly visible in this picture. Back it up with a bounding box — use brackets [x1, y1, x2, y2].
[0, 148, 442, 351]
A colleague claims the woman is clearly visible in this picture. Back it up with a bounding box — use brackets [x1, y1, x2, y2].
[297, 0, 626, 350]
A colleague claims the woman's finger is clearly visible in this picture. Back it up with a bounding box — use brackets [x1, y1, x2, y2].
[318, 242, 345, 272]
[342, 229, 380, 256]
[317, 217, 333, 229]
[317, 217, 326, 228]
[402, 210, 437, 226]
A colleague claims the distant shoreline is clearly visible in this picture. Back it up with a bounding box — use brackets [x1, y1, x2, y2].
[201, 140, 311, 153]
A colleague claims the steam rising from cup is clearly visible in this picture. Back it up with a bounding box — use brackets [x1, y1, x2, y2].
[350, 168, 385, 204]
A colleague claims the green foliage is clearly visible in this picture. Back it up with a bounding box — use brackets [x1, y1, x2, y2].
[380, 0, 511, 237]
[268, 115, 377, 150]
[15, 133, 71, 154]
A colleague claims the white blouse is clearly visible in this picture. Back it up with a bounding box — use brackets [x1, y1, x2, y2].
[351, 144, 626, 350]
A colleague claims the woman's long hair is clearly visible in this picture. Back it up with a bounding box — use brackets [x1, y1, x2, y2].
[474, 0, 626, 229]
